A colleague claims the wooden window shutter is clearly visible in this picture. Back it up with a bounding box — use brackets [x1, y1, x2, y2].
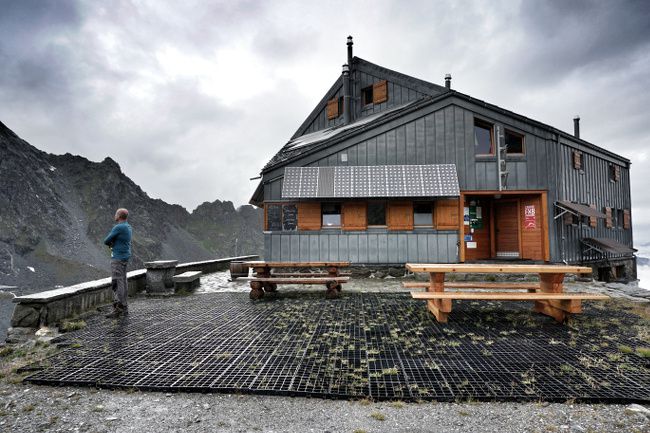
[372, 80, 388, 104]
[614, 165, 620, 182]
[588, 204, 597, 228]
[572, 150, 582, 170]
[435, 199, 460, 230]
[326, 98, 339, 120]
[342, 202, 367, 231]
[387, 202, 413, 231]
[623, 209, 631, 229]
[604, 207, 612, 228]
[298, 202, 321, 230]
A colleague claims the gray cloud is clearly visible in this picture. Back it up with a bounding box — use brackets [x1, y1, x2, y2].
[0, 0, 649, 245]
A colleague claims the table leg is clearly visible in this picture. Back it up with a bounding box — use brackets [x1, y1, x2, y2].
[427, 272, 450, 323]
[249, 281, 265, 300]
[326, 266, 343, 294]
[534, 273, 576, 322]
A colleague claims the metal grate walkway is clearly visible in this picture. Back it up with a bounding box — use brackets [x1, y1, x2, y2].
[24, 292, 650, 402]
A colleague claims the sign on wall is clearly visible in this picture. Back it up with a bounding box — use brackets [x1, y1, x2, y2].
[524, 205, 537, 229]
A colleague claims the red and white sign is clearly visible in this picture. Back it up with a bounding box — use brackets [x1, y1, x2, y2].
[524, 205, 536, 229]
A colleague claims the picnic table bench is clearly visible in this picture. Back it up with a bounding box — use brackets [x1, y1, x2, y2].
[240, 261, 350, 300]
[404, 264, 609, 323]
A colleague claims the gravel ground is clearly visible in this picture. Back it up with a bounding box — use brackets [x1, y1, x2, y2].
[1, 383, 649, 433]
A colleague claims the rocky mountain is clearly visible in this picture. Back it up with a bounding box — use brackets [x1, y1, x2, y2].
[0, 120, 263, 291]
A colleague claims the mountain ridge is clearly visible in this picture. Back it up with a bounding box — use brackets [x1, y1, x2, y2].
[0, 120, 263, 291]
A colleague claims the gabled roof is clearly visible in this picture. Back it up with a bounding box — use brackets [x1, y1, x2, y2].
[290, 56, 447, 140]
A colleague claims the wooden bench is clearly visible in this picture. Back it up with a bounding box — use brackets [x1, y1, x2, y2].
[405, 263, 607, 323]
[402, 281, 541, 290]
[240, 261, 351, 300]
[172, 271, 202, 293]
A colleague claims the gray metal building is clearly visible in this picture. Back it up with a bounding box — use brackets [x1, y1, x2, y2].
[250, 37, 635, 280]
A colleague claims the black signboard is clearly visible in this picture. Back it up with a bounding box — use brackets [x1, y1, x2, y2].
[282, 204, 297, 231]
[267, 205, 282, 231]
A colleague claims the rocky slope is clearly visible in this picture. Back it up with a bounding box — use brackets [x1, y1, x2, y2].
[0, 120, 262, 291]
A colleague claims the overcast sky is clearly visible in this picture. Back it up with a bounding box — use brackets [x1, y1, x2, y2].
[1, 0, 649, 238]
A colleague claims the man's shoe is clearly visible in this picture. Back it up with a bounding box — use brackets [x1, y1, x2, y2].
[105, 309, 122, 318]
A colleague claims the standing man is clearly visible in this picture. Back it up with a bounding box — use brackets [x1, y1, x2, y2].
[103, 208, 132, 318]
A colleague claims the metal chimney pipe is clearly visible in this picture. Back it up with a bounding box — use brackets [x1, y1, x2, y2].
[342, 64, 351, 124]
[573, 115, 580, 139]
[445, 73, 451, 89]
[347, 35, 353, 67]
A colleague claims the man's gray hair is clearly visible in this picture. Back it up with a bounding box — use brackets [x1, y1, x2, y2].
[115, 208, 129, 220]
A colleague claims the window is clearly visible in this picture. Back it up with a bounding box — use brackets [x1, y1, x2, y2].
[616, 209, 624, 229]
[361, 86, 373, 106]
[474, 119, 494, 155]
[338, 96, 344, 116]
[266, 204, 298, 231]
[367, 202, 386, 226]
[413, 202, 434, 227]
[609, 164, 620, 182]
[322, 203, 341, 227]
[504, 129, 524, 154]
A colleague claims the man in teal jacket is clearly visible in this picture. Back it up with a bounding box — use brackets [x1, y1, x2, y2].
[103, 208, 132, 318]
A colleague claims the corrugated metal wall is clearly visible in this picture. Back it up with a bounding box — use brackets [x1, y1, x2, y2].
[265, 231, 458, 264]
[556, 141, 632, 263]
[263, 99, 632, 265]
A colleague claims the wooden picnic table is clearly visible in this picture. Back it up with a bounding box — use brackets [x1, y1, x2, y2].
[240, 261, 351, 300]
[405, 263, 608, 323]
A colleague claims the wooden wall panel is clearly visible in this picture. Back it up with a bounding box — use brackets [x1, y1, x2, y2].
[342, 202, 367, 231]
[387, 202, 413, 230]
[298, 202, 321, 230]
[521, 196, 543, 260]
[435, 199, 460, 230]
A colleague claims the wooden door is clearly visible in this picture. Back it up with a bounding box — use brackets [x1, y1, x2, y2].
[520, 195, 543, 260]
[494, 200, 520, 258]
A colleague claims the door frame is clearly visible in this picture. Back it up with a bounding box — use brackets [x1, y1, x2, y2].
[459, 190, 549, 262]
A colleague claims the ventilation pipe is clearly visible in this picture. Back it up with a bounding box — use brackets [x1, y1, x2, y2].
[573, 115, 580, 139]
[342, 36, 353, 125]
[347, 35, 353, 67]
[343, 63, 351, 124]
[445, 73, 452, 89]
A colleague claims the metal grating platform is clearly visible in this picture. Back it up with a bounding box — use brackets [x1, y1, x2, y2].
[24, 292, 650, 402]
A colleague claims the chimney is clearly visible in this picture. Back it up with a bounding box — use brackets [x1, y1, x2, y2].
[342, 63, 351, 124]
[347, 35, 353, 67]
[445, 74, 452, 89]
[573, 115, 580, 139]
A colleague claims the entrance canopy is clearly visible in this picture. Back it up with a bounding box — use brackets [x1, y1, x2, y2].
[582, 237, 636, 256]
[555, 201, 606, 219]
[282, 164, 460, 199]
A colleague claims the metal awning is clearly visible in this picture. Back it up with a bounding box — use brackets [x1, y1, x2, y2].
[581, 237, 636, 256]
[281, 164, 460, 199]
[555, 201, 606, 219]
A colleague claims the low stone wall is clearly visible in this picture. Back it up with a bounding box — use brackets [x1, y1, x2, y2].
[8, 255, 258, 335]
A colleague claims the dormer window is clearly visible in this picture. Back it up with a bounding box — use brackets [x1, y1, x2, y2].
[362, 86, 373, 106]
[361, 80, 388, 107]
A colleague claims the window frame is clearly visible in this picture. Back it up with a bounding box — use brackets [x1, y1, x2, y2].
[361, 85, 374, 106]
[321, 202, 342, 228]
[474, 118, 495, 156]
[413, 201, 434, 228]
[504, 129, 525, 155]
[367, 201, 387, 227]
